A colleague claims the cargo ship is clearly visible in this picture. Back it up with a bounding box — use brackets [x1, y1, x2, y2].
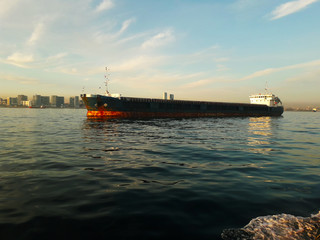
[80, 91, 283, 118]
[81, 69, 283, 118]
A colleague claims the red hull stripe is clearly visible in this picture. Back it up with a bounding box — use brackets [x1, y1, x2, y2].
[87, 110, 279, 118]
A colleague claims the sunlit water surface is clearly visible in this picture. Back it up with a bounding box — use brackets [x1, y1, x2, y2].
[0, 109, 319, 239]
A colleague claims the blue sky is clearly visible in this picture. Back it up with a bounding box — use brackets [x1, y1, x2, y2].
[1, 0, 319, 106]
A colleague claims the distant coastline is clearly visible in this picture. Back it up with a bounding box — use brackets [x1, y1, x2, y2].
[1, 94, 84, 109]
[0, 105, 86, 109]
[285, 107, 318, 112]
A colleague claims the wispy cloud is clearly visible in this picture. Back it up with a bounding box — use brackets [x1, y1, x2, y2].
[110, 55, 166, 72]
[1, 74, 39, 85]
[286, 68, 320, 84]
[240, 68, 277, 81]
[119, 18, 135, 34]
[181, 76, 232, 89]
[141, 29, 175, 49]
[270, 0, 318, 20]
[46, 52, 68, 61]
[182, 79, 214, 89]
[93, 18, 135, 43]
[4, 52, 34, 68]
[95, 0, 114, 12]
[27, 22, 45, 45]
[240, 59, 320, 81]
[3, 51, 70, 69]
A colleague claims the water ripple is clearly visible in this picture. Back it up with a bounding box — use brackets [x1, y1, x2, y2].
[0, 109, 319, 239]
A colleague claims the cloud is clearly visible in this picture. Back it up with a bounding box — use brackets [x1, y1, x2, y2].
[286, 68, 320, 84]
[1, 74, 39, 85]
[46, 52, 68, 61]
[182, 79, 213, 89]
[119, 18, 135, 34]
[93, 18, 135, 43]
[110, 55, 166, 72]
[4, 52, 34, 68]
[7, 52, 34, 63]
[95, 0, 114, 12]
[27, 23, 45, 45]
[181, 76, 230, 89]
[141, 29, 175, 49]
[240, 68, 277, 81]
[240, 59, 320, 81]
[270, 0, 318, 20]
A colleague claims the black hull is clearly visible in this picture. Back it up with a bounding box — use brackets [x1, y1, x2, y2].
[81, 94, 284, 118]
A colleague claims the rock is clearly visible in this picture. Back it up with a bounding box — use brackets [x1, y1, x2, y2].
[221, 211, 320, 240]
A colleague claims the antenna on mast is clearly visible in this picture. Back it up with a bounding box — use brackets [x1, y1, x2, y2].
[105, 67, 110, 96]
[265, 81, 269, 93]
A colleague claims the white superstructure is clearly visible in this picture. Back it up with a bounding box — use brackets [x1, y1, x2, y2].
[249, 93, 282, 107]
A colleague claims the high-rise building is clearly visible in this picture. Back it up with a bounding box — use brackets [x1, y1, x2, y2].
[68, 96, 80, 108]
[32, 95, 50, 107]
[69, 97, 75, 108]
[7, 97, 18, 106]
[41, 96, 50, 106]
[74, 96, 79, 108]
[50, 95, 64, 108]
[33, 95, 41, 107]
[17, 95, 28, 105]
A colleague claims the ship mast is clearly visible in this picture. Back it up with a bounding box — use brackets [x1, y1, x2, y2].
[105, 67, 111, 96]
[264, 81, 270, 94]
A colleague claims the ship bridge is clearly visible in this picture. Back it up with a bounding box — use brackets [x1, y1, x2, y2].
[249, 93, 282, 107]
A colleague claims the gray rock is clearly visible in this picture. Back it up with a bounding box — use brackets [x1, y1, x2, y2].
[221, 211, 320, 240]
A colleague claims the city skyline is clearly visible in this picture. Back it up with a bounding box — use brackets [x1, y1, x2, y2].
[1, 0, 320, 107]
[1, 94, 80, 107]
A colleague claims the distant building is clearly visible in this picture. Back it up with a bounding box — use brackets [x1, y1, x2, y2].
[41, 96, 50, 106]
[51, 95, 64, 108]
[69, 97, 75, 108]
[32, 95, 50, 107]
[74, 96, 79, 108]
[69, 96, 80, 108]
[7, 97, 18, 106]
[22, 100, 32, 107]
[33, 95, 41, 107]
[17, 95, 28, 106]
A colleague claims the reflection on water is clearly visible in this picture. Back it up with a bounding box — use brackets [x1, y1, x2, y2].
[247, 117, 279, 154]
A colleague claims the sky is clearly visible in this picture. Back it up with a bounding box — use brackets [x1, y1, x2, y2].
[1, 0, 319, 107]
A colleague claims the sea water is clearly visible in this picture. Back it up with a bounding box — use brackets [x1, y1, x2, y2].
[0, 108, 319, 239]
